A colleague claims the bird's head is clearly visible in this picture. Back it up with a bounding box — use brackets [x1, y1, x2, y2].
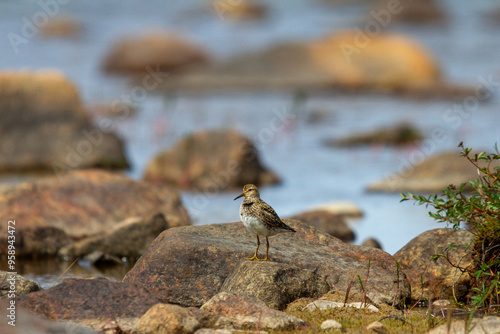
[234, 184, 260, 200]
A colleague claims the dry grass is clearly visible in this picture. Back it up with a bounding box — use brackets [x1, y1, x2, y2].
[268, 291, 455, 333]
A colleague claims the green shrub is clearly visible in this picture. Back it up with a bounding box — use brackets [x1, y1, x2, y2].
[401, 142, 499, 310]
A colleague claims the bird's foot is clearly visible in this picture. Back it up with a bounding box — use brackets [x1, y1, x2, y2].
[247, 254, 261, 261]
[247, 255, 269, 261]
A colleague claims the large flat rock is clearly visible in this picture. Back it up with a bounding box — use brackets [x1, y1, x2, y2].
[124, 219, 410, 308]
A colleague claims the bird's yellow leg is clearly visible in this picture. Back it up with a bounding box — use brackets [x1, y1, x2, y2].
[247, 235, 261, 261]
[260, 237, 270, 261]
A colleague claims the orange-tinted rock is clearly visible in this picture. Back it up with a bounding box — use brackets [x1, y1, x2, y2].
[308, 32, 440, 89]
[160, 31, 459, 98]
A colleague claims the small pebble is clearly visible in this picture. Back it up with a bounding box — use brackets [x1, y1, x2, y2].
[366, 321, 388, 333]
[320, 319, 343, 331]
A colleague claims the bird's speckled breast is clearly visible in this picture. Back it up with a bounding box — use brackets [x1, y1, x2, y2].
[240, 214, 279, 237]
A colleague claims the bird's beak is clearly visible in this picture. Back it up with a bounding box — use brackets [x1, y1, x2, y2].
[234, 192, 244, 200]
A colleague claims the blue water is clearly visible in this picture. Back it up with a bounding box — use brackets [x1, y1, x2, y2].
[1, 0, 499, 280]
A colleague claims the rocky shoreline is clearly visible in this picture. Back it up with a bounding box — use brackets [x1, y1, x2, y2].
[1, 199, 487, 333]
[0, 146, 493, 333]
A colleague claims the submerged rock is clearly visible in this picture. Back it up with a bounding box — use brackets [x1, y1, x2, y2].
[212, 0, 267, 20]
[394, 228, 474, 302]
[308, 201, 364, 218]
[328, 123, 422, 147]
[374, 0, 446, 24]
[102, 32, 208, 74]
[144, 129, 279, 190]
[40, 16, 82, 38]
[0, 70, 128, 173]
[368, 150, 500, 193]
[123, 219, 410, 308]
[0, 170, 190, 257]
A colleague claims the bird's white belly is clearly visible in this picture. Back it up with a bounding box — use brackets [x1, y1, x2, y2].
[241, 215, 276, 237]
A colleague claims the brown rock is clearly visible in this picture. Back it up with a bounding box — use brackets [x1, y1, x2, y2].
[368, 150, 500, 193]
[8, 226, 72, 257]
[102, 32, 208, 74]
[394, 228, 474, 302]
[213, 0, 267, 20]
[0, 70, 128, 173]
[288, 209, 355, 242]
[17, 277, 160, 333]
[328, 123, 422, 147]
[40, 16, 81, 38]
[59, 213, 169, 260]
[132, 303, 201, 334]
[374, 0, 446, 24]
[221, 260, 328, 310]
[0, 170, 190, 257]
[201, 291, 306, 331]
[123, 219, 410, 308]
[143, 129, 279, 190]
[0, 299, 99, 334]
[0, 271, 40, 298]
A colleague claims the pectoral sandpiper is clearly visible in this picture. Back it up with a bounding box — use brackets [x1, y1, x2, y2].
[234, 184, 295, 261]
